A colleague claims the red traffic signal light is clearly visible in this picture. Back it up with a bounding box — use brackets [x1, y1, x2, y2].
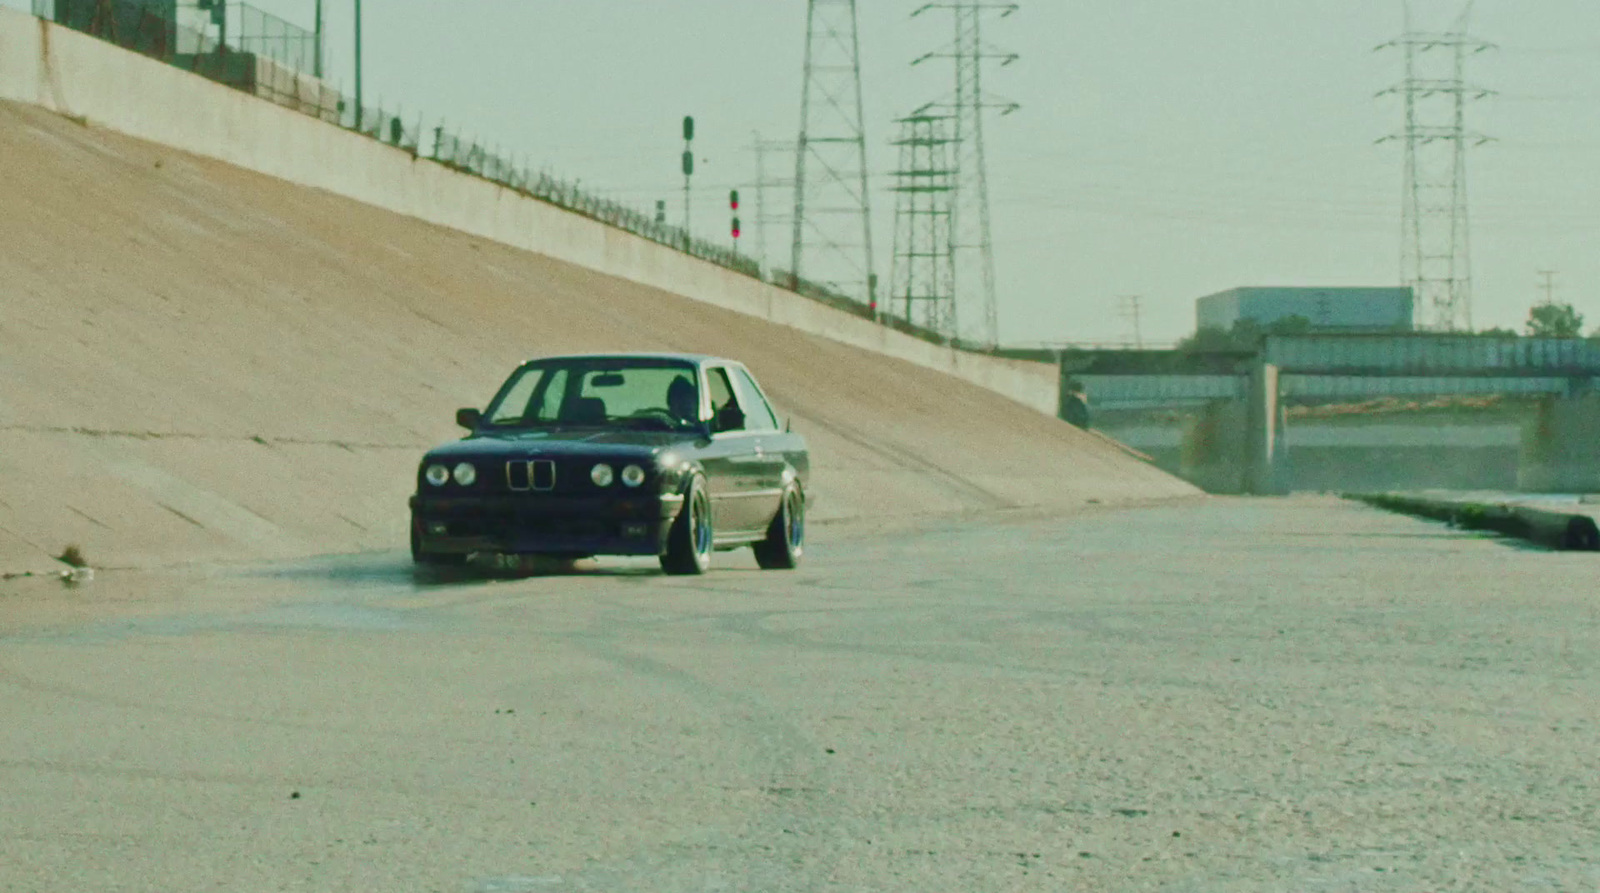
[729, 189, 740, 211]
[732, 217, 741, 239]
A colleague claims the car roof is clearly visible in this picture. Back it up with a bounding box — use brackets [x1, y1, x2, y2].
[518, 352, 740, 367]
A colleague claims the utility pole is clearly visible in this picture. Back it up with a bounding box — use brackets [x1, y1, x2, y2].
[1118, 295, 1144, 348]
[1537, 269, 1557, 305]
[792, 0, 876, 303]
[353, 0, 363, 130]
[910, 1, 1020, 348]
[1377, 0, 1493, 333]
[749, 132, 796, 270]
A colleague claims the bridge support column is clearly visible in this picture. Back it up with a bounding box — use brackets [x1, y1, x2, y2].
[1246, 362, 1288, 495]
[1179, 399, 1249, 494]
[1177, 363, 1286, 495]
[1518, 391, 1600, 493]
[1246, 363, 1287, 495]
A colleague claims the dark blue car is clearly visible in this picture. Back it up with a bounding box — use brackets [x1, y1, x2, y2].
[409, 353, 809, 574]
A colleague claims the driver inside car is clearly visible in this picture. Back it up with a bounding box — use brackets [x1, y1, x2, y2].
[666, 375, 700, 425]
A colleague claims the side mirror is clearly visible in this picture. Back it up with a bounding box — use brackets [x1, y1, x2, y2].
[456, 407, 482, 430]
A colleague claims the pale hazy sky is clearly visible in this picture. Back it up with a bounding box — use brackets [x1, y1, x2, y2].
[10, 1, 1600, 344]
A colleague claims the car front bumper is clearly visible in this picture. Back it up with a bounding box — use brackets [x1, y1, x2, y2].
[410, 492, 683, 557]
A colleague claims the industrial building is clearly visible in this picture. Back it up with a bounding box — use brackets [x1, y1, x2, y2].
[1197, 287, 1414, 333]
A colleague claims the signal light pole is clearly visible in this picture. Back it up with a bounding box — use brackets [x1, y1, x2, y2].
[681, 116, 695, 247]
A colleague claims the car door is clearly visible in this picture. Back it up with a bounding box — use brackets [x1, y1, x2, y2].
[728, 365, 792, 522]
[700, 365, 768, 537]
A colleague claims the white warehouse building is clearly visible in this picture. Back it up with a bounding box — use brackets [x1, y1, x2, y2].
[1196, 287, 1415, 333]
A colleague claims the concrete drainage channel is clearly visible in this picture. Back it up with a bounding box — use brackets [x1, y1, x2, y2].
[1348, 492, 1600, 552]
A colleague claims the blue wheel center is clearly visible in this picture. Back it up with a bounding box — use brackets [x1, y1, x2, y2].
[693, 498, 711, 554]
[787, 496, 805, 549]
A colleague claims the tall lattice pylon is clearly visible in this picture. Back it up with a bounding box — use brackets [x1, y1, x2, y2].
[889, 113, 958, 336]
[792, 0, 876, 305]
[911, 2, 1019, 347]
[1377, 1, 1494, 332]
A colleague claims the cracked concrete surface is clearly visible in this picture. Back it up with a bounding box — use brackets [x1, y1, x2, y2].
[2, 497, 1596, 891]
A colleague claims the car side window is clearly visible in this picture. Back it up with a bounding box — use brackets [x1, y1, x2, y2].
[706, 367, 745, 433]
[730, 368, 779, 432]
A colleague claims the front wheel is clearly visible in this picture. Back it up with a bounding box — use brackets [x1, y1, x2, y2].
[660, 477, 712, 575]
[753, 485, 804, 570]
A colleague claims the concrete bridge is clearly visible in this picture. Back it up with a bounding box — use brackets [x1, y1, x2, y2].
[1063, 335, 1600, 494]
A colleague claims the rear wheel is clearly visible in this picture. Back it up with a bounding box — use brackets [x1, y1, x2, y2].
[753, 485, 804, 570]
[660, 477, 712, 575]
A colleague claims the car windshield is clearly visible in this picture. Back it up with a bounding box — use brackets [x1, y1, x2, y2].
[481, 359, 702, 431]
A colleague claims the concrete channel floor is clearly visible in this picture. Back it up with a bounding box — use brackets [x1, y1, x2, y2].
[1, 496, 1597, 892]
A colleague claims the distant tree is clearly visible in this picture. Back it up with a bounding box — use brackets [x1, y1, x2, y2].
[1476, 326, 1520, 339]
[1176, 325, 1240, 353]
[1177, 315, 1317, 353]
[1526, 302, 1585, 338]
[1266, 314, 1314, 336]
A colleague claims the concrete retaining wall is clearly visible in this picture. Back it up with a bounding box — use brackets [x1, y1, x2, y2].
[0, 7, 1057, 415]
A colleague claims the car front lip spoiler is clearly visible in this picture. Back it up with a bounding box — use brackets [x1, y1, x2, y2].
[410, 492, 682, 556]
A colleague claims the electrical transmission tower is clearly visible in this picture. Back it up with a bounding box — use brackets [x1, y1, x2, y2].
[910, 1, 1019, 348]
[792, 0, 876, 305]
[889, 113, 958, 335]
[1377, 1, 1494, 333]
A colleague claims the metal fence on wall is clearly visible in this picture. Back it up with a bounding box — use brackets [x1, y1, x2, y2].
[28, 0, 975, 349]
[228, 2, 317, 74]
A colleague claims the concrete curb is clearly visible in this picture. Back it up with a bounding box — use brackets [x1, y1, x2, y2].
[1347, 493, 1600, 552]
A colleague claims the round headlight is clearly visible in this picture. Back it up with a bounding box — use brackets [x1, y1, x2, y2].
[424, 464, 450, 487]
[452, 462, 477, 486]
[591, 463, 615, 487]
[621, 464, 647, 488]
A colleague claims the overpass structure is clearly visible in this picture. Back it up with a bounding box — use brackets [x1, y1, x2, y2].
[1061, 335, 1600, 494]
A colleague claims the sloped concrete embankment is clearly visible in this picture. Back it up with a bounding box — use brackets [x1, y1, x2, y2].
[0, 104, 1196, 573]
[0, 7, 1056, 416]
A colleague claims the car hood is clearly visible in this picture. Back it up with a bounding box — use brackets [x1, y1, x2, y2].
[423, 429, 699, 462]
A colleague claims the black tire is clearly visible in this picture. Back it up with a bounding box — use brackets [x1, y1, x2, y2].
[660, 476, 713, 576]
[411, 525, 468, 567]
[753, 485, 804, 570]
